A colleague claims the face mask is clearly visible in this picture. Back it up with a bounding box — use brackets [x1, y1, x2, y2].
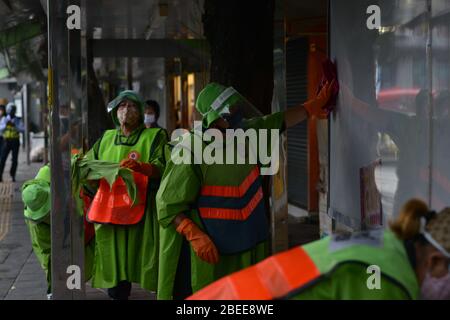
[420, 271, 450, 300]
[144, 114, 155, 125]
[222, 109, 244, 129]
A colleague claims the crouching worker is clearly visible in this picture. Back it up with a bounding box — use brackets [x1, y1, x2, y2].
[189, 198, 450, 300]
[156, 81, 335, 299]
[85, 90, 167, 300]
[22, 164, 95, 300]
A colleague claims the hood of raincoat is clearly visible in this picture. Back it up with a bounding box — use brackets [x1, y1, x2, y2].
[107, 90, 145, 127]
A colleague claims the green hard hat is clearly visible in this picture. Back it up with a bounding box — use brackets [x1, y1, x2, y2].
[195, 82, 241, 128]
[35, 164, 50, 183]
[107, 90, 145, 127]
[22, 179, 51, 222]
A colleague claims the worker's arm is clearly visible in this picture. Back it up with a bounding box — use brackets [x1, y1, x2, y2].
[156, 143, 219, 264]
[284, 80, 335, 129]
[283, 105, 308, 128]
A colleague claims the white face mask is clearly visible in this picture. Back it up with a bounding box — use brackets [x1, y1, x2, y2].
[144, 114, 155, 125]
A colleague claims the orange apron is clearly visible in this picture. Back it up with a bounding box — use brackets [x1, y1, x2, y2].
[88, 172, 148, 225]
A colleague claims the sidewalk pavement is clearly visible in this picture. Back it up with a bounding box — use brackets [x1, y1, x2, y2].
[0, 150, 155, 300]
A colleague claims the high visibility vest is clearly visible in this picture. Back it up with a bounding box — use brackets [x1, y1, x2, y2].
[88, 127, 162, 225]
[188, 230, 419, 300]
[3, 122, 20, 139]
[175, 132, 269, 255]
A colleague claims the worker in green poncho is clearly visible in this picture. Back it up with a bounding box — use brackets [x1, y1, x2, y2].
[188, 199, 450, 300]
[85, 90, 167, 300]
[22, 164, 95, 300]
[156, 81, 335, 299]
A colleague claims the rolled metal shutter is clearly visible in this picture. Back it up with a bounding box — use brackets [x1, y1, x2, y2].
[286, 37, 308, 209]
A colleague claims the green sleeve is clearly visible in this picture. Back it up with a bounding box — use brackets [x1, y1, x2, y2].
[25, 220, 51, 273]
[244, 111, 285, 131]
[292, 263, 411, 300]
[84, 136, 102, 161]
[148, 128, 169, 175]
[156, 151, 202, 228]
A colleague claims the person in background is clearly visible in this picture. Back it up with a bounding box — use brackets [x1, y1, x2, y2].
[144, 100, 162, 129]
[0, 103, 24, 182]
[189, 198, 450, 300]
[0, 104, 5, 160]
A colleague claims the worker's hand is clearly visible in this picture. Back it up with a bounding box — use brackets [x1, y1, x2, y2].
[303, 80, 335, 119]
[176, 218, 219, 264]
[120, 158, 140, 171]
[120, 159, 154, 177]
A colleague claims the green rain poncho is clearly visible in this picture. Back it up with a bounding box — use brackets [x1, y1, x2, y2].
[86, 91, 168, 292]
[156, 110, 285, 299]
[23, 165, 95, 294]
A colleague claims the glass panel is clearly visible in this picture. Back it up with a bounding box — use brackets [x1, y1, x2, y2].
[431, 0, 450, 210]
[330, 0, 429, 229]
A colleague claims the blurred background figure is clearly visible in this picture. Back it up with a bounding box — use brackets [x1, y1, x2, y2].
[0, 104, 5, 159]
[0, 103, 24, 182]
[144, 100, 162, 129]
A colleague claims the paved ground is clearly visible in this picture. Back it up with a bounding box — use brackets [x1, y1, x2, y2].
[0, 150, 154, 300]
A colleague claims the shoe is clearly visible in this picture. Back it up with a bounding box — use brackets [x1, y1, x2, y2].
[47, 293, 53, 300]
[11, 176, 15, 182]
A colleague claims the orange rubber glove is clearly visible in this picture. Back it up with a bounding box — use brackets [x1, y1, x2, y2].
[303, 80, 335, 119]
[176, 218, 219, 264]
[119, 159, 154, 177]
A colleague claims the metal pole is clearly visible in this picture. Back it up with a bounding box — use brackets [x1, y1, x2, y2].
[23, 84, 31, 165]
[41, 82, 49, 164]
[47, 0, 85, 299]
[426, 0, 433, 207]
[270, 0, 289, 253]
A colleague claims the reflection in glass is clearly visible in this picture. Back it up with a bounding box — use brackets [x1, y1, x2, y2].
[330, 0, 430, 229]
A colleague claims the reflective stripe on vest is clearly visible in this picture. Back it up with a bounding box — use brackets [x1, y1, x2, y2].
[3, 124, 20, 139]
[198, 166, 263, 220]
[188, 246, 320, 300]
[198, 166, 269, 254]
[189, 230, 419, 300]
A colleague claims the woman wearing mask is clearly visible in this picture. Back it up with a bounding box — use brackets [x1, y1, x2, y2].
[189, 198, 450, 300]
[144, 100, 162, 129]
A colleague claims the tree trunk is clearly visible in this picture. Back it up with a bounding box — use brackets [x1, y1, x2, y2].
[203, 0, 274, 115]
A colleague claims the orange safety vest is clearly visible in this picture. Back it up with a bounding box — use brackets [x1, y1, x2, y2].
[187, 230, 419, 300]
[188, 246, 320, 300]
[88, 172, 148, 225]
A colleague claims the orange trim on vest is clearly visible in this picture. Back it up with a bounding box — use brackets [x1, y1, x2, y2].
[200, 166, 260, 197]
[88, 172, 148, 225]
[187, 246, 320, 300]
[198, 187, 263, 220]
